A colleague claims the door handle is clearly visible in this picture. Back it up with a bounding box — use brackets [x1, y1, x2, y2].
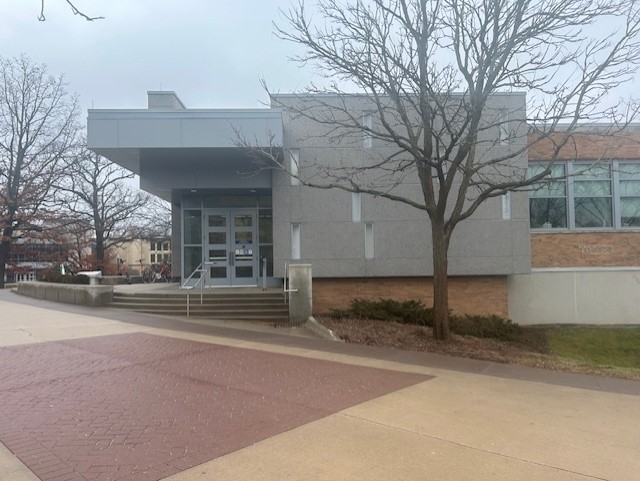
[229, 251, 235, 266]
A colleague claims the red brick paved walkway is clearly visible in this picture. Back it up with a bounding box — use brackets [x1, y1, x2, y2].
[0, 333, 430, 481]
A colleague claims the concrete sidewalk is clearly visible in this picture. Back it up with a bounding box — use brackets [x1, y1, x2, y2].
[0, 290, 638, 481]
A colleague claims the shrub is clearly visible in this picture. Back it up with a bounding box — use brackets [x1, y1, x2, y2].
[331, 298, 434, 326]
[332, 297, 526, 342]
[450, 314, 521, 341]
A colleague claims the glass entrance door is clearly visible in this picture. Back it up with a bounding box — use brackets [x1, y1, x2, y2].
[205, 209, 257, 286]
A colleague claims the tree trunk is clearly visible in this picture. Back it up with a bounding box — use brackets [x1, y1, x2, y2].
[431, 219, 451, 341]
[0, 239, 11, 289]
[95, 231, 105, 273]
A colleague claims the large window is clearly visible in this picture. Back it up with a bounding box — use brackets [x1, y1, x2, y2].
[529, 164, 567, 228]
[573, 163, 612, 228]
[529, 161, 640, 230]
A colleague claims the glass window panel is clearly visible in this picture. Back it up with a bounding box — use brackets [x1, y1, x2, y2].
[183, 246, 202, 279]
[183, 195, 201, 208]
[234, 215, 253, 227]
[291, 224, 301, 260]
[619, 163, 640, 179]
[574, 163, 611, 180]
[210, 267, 227, 278]
[530, 181, 566, 198]
[209, 232, 226, 244]
[621, 198, 640, 226]
[527, 163, 565, 179]
[208, 215, 226, 227]
[352, 192, 362, 222]
[620, 180, 640, 196]
[529, 198, 567, 228]
[259, 211, 273, 244]
[208, 249, 227, 260]
[573, 180, 612, 196]
[183, 210, 202, 245]
[365, 223, 375, 259]
[235, 231, 253, 244]
[528, 164, 567, 199]
[575, 197, 613, 228]
[235, 266, 253, 278]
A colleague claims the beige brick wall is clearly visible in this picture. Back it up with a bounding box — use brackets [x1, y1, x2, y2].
[313, 276, 508, 318]
[531, 232, 640, 268]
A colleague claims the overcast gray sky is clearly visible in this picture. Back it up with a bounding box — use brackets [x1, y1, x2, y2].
[1, 1, 637, 122]
[0, 0, 312, 116]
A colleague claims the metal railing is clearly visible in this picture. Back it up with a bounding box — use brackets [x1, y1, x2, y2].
[181, 261, 214, 316]
[181, 259, 271, 316]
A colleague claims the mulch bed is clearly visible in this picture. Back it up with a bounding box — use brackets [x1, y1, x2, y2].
[318, 317, 640, 380]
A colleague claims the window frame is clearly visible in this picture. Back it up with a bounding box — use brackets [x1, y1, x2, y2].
[528, 160, 640, 231]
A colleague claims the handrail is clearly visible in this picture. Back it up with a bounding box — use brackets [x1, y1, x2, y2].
[181, 262, 205, 289]
[181, 261, 213, 314]
[181, 261, 214, 289]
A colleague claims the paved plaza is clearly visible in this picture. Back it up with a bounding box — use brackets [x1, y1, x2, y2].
[0, 290, 639, 481]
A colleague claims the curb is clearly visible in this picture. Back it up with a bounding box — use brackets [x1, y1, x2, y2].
[305, 317, 343, 342]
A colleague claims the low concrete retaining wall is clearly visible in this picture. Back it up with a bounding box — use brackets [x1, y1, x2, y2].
[99, 275, 139, 285]
[288, 264, 313, 323]
[16, 281, 113, 307]
[508, 268, 640, 325]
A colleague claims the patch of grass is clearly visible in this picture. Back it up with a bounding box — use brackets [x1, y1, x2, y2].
[548, 326, 640, 370]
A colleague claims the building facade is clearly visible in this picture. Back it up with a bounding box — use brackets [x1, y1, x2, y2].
[88, 91, 529, 317]
[509, 127, 640, 324]
[87, 91, 640, 324]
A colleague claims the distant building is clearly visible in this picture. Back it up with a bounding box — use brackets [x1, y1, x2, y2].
[113, 237, 171, 274]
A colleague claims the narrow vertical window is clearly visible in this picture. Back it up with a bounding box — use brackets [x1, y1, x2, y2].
[362, 112, 373, 148]
[501, 192, 511, 220]
[364, 222, 374, 259]
[289, 149, 300, 186]
[498, 109, 509, 144]
[291, 223, 301, 260]
[352, 192, 362, 222]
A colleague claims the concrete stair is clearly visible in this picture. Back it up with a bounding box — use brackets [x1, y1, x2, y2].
[110, 291, 290, 322]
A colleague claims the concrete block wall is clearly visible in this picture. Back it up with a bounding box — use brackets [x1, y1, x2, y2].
[17, 282, 113, 307]
[313, 276, 508, 317]
[272, 93, 531, 280]
[509, 269, 640, 325]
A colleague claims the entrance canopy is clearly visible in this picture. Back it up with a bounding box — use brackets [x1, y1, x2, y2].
[87, 100, 283, 200]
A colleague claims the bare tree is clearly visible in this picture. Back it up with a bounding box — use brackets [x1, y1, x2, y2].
[134, 196, 172, 240]
[0, 55, 79, 287]
[38, 0, 104, 21]
[55, 147, 151, 273]
[247, 0, 640, 340]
